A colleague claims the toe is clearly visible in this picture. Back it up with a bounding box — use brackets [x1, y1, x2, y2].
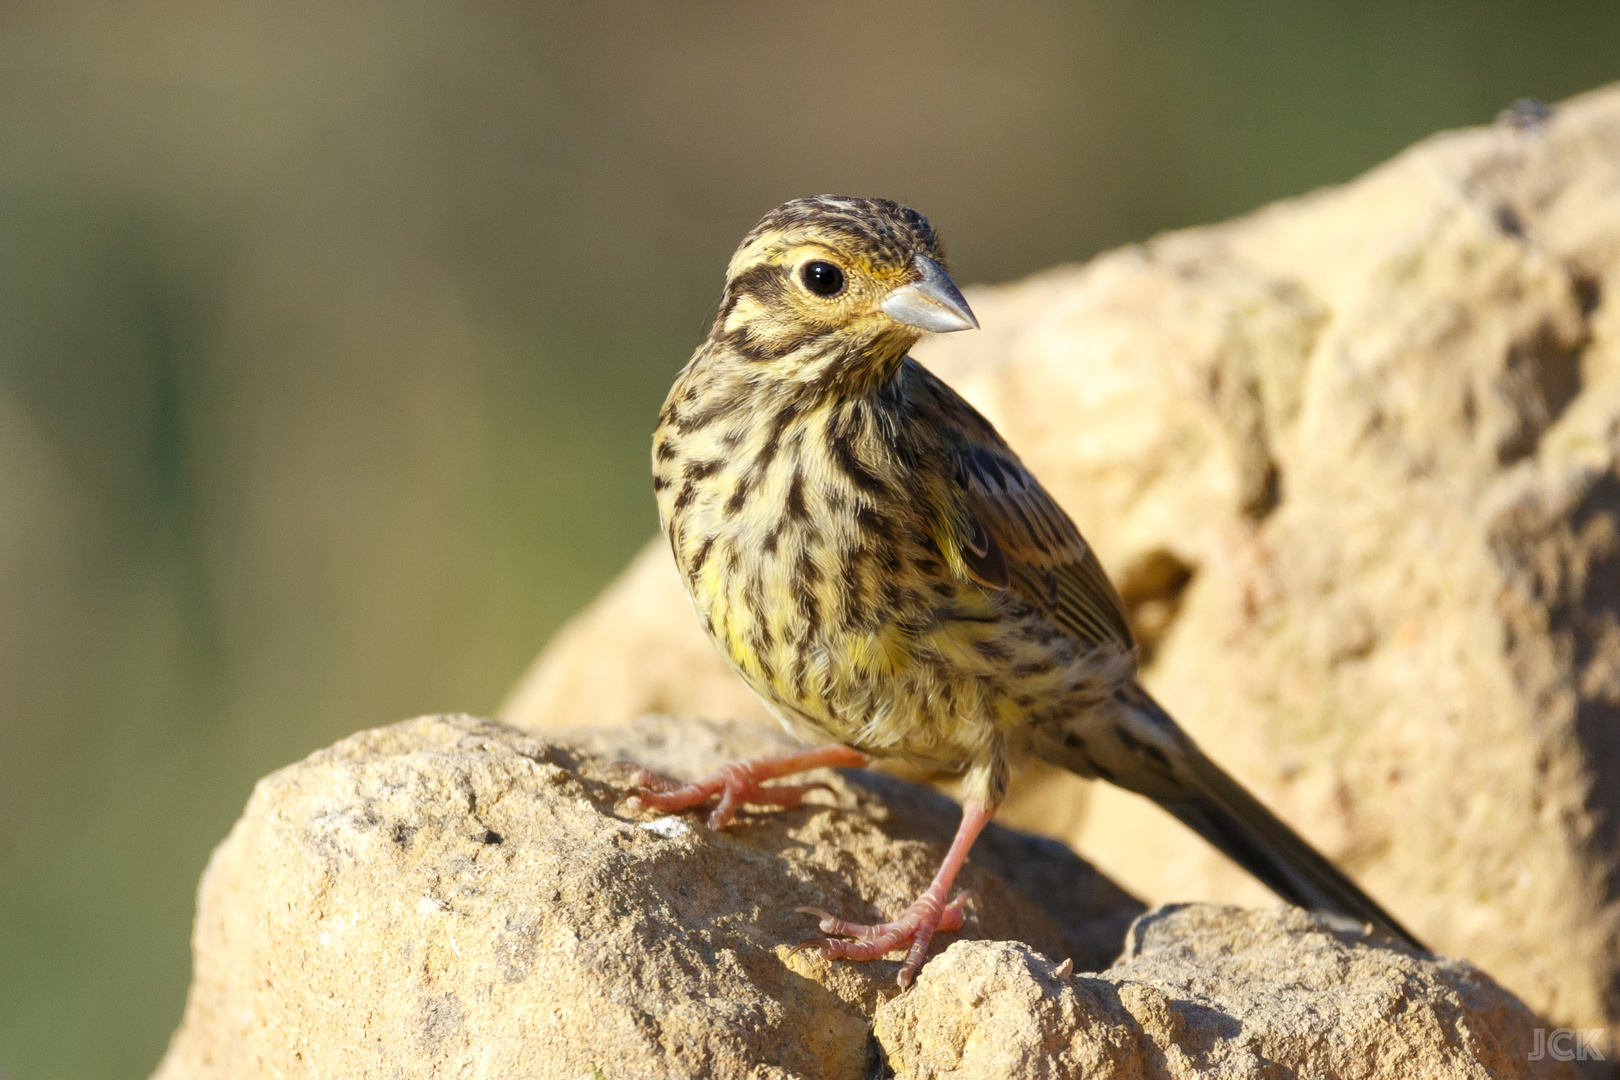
[705, 787, 740, 829]
[625, 766, 682, 793]
[626, 779, 718, 815]
[796, 906, 886, 941]
[791, 890, 973, 983]
[937, 891, 972, 933]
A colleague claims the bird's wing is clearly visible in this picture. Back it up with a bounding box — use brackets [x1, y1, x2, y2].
[952, 442, 1134, 650]
[908, 363, 1134, 651]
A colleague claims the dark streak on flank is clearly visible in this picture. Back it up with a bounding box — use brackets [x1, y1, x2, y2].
[688, 536, 716, 582]
[724, 476, 752, 515]
[784, 469, 809, 522]
[794, 550, 821, 626]
[743, 574, 764, 627]
[840, 545, 869, 630]
[789, 650, 808, 698]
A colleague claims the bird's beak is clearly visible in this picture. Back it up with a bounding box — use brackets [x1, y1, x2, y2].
[880, 255, 979, 333]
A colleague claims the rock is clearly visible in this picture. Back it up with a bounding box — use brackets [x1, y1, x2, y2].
[501, 83, 1620, 1041]
[875, 905, 1581, 1080]
[151, 713, 1143, 1080]
[152, 714, 1572, 1079]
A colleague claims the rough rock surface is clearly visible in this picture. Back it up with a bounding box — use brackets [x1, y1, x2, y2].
[152, 713, 1141, 1079]
[503, 84, 1620, 1040]
[154, 714, 1570, 1079]
[877, 906, 1578, 1080]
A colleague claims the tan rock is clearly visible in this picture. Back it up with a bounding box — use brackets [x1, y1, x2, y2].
[151, 713, 1142, 1080]
[502, 84, 1620, 1040]
[875, 905, 1582, 1080]
[154, 714, 1572, 1079]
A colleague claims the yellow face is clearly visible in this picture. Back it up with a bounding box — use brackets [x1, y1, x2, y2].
[707, 197, 977, 392]
[721, 235, 911, 350]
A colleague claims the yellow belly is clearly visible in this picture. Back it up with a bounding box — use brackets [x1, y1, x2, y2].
[689, 556, 1085, 771]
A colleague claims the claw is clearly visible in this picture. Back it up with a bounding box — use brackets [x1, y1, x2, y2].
[629, 767, 683, 793]
[787, 891, 975, 985]
[786, 937, 826, 962]
[621, 766, 685, 812]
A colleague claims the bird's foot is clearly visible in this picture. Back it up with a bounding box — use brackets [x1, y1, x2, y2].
[792, 889, 974, 988]
[623, 744, 868, 830]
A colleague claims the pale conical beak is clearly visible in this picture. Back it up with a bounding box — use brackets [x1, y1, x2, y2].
[880, 255, 979, 333]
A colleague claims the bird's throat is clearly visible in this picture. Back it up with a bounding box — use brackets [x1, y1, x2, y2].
[798, 327, 918, 400]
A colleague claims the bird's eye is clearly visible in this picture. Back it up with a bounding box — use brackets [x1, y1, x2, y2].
[801, 261, 846, 297]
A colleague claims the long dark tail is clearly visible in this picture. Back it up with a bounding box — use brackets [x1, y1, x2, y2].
[1077, 683, 1426, 952]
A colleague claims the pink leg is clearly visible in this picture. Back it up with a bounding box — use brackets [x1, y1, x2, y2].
[795, 801, 996, 987]
[625, 744, 869, 829]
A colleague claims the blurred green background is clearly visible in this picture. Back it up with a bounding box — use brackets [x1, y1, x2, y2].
[1, 1, 1617, 1076]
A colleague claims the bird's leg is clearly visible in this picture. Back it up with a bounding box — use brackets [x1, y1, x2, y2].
[795, 800, 995, 987]
[625, 744, 869, 829]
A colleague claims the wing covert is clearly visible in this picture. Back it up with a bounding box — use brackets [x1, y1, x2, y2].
[952, 442, 1134, 652]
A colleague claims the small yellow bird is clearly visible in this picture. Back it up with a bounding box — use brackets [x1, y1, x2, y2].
[634, 196, 1421, 985]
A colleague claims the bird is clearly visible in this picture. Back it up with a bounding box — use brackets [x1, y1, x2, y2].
[632, 195, 1423, 987]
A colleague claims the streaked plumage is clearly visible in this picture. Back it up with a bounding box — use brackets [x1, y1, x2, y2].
[636, 195, 1422, 985]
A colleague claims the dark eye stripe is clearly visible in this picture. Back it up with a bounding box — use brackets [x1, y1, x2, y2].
[722, 263, 790, 315]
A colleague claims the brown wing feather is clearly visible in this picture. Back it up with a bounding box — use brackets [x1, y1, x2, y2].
[954, 442, 1134, 650]
[905, 359, 1132, 650]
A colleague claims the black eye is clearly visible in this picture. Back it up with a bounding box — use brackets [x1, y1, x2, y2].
[801, 261, 845, 297]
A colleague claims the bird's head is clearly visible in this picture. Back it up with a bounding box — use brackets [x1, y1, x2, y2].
[706, 196, 978, 394]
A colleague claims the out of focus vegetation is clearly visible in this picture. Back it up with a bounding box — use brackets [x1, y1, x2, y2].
[1, 2, 1617, 1076]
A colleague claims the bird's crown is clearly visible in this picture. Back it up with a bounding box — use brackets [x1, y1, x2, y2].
[733, 196, 946, 275]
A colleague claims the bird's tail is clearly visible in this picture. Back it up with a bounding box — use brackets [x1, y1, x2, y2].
[1080, 682, 1425, 952]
